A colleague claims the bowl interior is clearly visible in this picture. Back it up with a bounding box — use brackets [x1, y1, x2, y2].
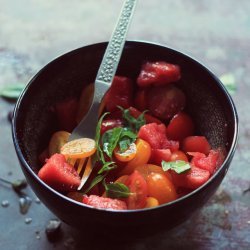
[14, 41, 236, 177]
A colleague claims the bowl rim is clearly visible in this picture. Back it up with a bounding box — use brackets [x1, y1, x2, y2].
[12, 40, 239, 214]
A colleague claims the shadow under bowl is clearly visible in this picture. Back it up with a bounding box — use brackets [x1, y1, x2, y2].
[12, 41, 238, 238]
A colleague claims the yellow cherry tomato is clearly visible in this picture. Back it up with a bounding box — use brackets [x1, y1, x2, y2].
[60, 138, 96, 159]
[114, 143, 137, 162]
[145, 197, 159, 208]
[146, 172, 177, 205]
[118, 139, 151, 175]
[48, 131, 70, 156]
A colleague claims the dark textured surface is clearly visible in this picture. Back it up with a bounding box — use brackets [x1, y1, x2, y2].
[0, 0, 250, 249]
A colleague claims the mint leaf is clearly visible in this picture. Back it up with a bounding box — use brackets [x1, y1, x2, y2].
[0, 84, 26, 100]
[98, 161, 117, 174]
[83, 174, 106, 194]
[103, 181, 130, 198]
[118, 106, 146, 132]
[162, 160, 191, 174]
[102, 127, 123, 158]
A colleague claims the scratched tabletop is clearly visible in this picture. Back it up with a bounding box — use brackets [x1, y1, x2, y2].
[0, 0, 249, 249]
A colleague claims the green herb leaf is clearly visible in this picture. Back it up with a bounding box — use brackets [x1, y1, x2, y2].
[118, 106, 146, 132]
[102, 127, 123, 158]
[219, 73, 236, 95]
[103, 181, 130, 199]
[83, 174, 106, 194]
[98, 161, 117, 174]
[94, 112, 109, 163]
[162, 160, 191, 174]
[0, 84, 26, 100]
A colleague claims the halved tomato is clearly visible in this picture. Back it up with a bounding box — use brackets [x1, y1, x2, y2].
[166, 112, 194, 141]
[125, 170, 148, 209]
[114, 143, 137, 162]
[48, 131, 70, 156]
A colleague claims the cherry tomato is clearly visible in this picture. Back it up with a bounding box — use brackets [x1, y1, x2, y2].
[182, 136, 211, 155]
[48, 131, 70, 156]
[128, 107, 162, 124]
[145, 197, 159, 208]
[170, 150, 188, 162]
[118, 139, 151, 175]
[134, 89, 147, 111]
[166, 112, 194, 141]
[146, 85, 186, 120]
[146, 172, 177, 205]
[135, 164, 166, 179]
[100, 119, 123, 135]
[150, 148, 171, 165]
[114, 142, 137, 162]
[104, 76, 134, 112]
[60, 138, 96, 159]
[125, 170, 148, 209]
[137, 61, 181, 87]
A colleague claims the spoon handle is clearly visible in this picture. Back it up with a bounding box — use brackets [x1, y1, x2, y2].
[69, 0, 137, 140]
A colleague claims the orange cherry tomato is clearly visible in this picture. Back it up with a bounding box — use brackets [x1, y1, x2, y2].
[146, 172, 177, 205]
[170, 150, 188, 162]
[115, 175, 129, 184]
[118, 139, 151, 175]
[114, 143, 137, 162]
[135, 164, 166, 179]
[48, 131, 70, 156]
[145, 197, 159, 208]
[125, 170, 148, 209]
[60, 138, 96, 159]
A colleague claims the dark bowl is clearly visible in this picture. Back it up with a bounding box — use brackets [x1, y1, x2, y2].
[12, 41, 238, 238]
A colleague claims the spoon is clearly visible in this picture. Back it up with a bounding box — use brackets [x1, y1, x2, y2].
[69, 0, 138, 141]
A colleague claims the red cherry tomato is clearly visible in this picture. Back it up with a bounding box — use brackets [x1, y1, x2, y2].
[182, 136, 211, 155]
[128, 107, 162, 124]
[137, 61, 181, 87]
[125, 170, 148, 209]
[100, 119, 123, 135]
[170, 150, 188, 162]
[150, 148, 171, 165]
[147, 85, 186, 120]
[167, 112, 194, 141]
[104, 76, 134, 112]
[134, 89, 147, 111]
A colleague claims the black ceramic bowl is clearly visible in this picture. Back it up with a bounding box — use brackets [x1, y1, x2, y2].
[12, 41, 238, 238]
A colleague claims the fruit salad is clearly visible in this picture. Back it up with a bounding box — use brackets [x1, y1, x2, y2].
[38, 61, 225, 210]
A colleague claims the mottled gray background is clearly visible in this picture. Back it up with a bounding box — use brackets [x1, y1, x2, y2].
[0, 0, 250, 249]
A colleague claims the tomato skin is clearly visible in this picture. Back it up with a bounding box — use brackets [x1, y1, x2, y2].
[146, 172, 177, 205]
[38, 154, 80, 192]
[167, 112, 194, 141]
[146, 85, 186, 120]
[134, 89, 147, 111]
[125, 170, 148, 209]
[138, 123, 179, 152]
[170, 150, 188, 162]
[182, 136, 211, 155]
[135, 164, 166, 179]
[119, 139, 151, 175]
[104, 76, 134, 112]
[55, 98, 78, 132]
[137, 61, 181, 87]
[114, 143, 137, 162]
[100, 119, 123, 135]
[128, 107, 162, 124]
[82, 195, 127, 210]
[150, 149, 171, 165]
